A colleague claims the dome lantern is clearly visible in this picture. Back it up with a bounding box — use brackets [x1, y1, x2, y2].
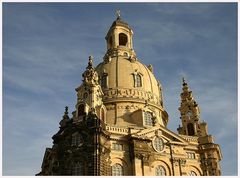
[104, 11, 136, 59]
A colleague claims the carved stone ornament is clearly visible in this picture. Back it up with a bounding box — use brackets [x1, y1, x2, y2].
[147, 64, 153, 73]
[82, 56, 99, 85]
[180, 158, 187, 166]
[155, 130, 162, 137]
[135, 153, 150, 162]
[129, 56, 136, 63]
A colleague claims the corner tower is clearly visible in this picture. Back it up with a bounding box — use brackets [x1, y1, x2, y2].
[177, 78, 207, 136]
[74, 56, 106, 123]
[177, 78, 222, 176]
[37, 57, 111, 176]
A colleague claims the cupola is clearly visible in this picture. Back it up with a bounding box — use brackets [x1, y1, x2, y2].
[104, 10, 136, 59]
[178, 78, 208, 137]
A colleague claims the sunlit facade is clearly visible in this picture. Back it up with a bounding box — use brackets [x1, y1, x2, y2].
[37, 14, 222, 176]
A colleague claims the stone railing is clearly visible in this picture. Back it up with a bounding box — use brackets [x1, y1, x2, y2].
[105, 125, 129, 134]
[179, 134, 199, 143]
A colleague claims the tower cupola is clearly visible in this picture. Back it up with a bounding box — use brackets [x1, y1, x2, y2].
[74, 56, 106, 123]
[177, 78, 208, 137]
[104, 10, 136, 60]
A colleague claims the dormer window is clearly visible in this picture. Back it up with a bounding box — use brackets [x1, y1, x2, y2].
[136, 74, 142, 87]
[119, 33, 127, 46]
[144, 111, 153, 126]
[133, 72, 142, 87]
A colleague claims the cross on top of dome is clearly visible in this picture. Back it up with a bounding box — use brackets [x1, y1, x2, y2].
[116, 10, 121, 19]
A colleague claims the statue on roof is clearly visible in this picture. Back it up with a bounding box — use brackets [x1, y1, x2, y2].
[87, 55, 93, 69]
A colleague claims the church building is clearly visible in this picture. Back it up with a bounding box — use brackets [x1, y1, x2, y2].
[37, 13, 222, 176]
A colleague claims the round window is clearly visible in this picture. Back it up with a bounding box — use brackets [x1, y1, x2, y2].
[153, 137, 164, 152]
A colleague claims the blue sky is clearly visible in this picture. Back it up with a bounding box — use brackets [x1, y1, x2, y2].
[2, 3, 237, 176]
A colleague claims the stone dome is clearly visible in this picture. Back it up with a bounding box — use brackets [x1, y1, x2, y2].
[94, 16, 168, 127]
[96, 57, 162, 107]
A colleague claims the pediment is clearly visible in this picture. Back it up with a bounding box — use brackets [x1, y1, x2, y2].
[131, 125, 189, 145]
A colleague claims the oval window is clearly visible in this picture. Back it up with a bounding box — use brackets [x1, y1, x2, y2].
[153, 137, 164, 152]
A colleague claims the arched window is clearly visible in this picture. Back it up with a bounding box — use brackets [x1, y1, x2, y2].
[188, 170, 197, 176]
[101, 73, 108, 88]
[101, 108, 105, 122]
[72, 162, 83, 175]
[136, 74, 142, 87]
[144, 111, 153, 126]
[153, 137, 164, 152]
[78, 104, 85, 116]
[133, 72, 142, 88]
[155, 165, 166, 176]
[72, 133, 84, 146]
[112, 164, 123, 176]
[119, 33, 128, 46]
[187, 123, 195, 136]
[133, 73, 142, 87]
